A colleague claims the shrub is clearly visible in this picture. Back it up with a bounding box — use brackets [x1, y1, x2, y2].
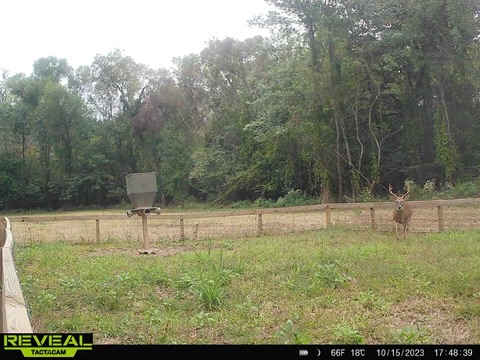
[276, 189, 309, 207]
[254, 197, 276, 208]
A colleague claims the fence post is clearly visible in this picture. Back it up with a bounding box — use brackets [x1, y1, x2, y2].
[437, 206, 445, 232]
[1, 217, 5, 247]
[370, 207, 376, 230]
[180, 217, 185, 241]
[257, 213, 263, 236]
[95, 219, 100, 246]
[325, 205, 332, 228]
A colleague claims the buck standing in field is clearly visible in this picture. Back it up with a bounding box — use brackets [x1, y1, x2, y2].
[389, 183, 413, 240]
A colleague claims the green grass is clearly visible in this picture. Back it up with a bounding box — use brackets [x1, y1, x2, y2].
[14, 227, 480, 345]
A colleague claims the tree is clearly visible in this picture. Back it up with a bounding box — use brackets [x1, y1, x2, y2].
[33, 56, 72, 83]
[36, 81, 90, 175]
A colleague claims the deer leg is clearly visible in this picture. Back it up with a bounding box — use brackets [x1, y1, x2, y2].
[394, 221, 400, 240]
[405, 220, 411, 238]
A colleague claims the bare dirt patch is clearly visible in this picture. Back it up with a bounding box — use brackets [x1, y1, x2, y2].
[91, 245, 198, 257]
[385, 297, 472, 344]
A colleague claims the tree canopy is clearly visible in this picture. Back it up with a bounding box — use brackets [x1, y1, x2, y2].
[1, 0, 479, 210]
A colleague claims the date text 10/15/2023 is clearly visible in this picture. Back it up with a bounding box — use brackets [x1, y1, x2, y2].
[295, 345, 477, 358]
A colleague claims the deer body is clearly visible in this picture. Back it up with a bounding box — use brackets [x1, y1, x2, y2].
[389, 184, 413, 240]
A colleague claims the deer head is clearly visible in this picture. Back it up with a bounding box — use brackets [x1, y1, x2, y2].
[388, 183, 412, 240]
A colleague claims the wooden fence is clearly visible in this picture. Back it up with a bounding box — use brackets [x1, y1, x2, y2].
[6, 198, 480, 247]
[1, 216, 33, 333]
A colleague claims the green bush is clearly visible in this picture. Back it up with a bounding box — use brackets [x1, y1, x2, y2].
[231, 200, 254, 209]
[276, 189, 310, 207]
[448, 181, 480, 198]
[357, 188, 374, 203]
[254, 197, 276, 208]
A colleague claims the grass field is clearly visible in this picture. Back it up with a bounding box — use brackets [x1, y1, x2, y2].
[13, 226, 480, 345]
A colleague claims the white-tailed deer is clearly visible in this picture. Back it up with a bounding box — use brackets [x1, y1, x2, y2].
[388, 183, 412, 240]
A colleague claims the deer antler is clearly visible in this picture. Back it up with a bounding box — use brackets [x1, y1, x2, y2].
[402, 183, 411, 198]
[388, 183, 397, 198]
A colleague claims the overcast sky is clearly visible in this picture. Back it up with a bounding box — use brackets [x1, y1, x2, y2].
[1, 0, 273, 76]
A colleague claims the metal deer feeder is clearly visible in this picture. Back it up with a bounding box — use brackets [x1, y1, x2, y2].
[125, 172, 161, 249]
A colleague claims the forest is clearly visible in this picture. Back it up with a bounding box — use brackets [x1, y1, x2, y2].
[0, 0, 479, 210]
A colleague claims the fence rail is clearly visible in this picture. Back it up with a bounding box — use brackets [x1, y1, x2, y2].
[1, 217, 33, 333]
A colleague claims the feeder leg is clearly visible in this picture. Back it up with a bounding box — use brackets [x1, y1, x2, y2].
[142, 214, 150, 249]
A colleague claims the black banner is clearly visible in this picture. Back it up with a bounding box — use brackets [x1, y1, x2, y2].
[0, 344, 480, 360]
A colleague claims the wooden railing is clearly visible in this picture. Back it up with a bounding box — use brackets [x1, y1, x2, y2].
[7, 198, 480, 245]
[1, 216, 33, 333]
